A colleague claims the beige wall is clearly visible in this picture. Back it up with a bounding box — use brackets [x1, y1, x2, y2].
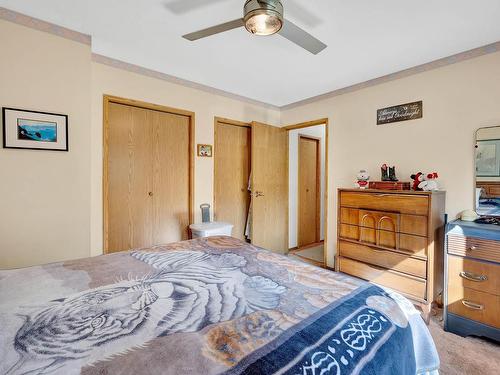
[89, 62, 281, 256]
[282, 51, 500, 267]
[0, 20, 91, 268]
[3, 15, 500, 270]
[0, 19, 280, 268]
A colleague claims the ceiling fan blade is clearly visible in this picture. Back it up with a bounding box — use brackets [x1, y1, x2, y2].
[183, 18, 245, 41]
[279, 19, 327, 55]
[164, 0, 229, 15]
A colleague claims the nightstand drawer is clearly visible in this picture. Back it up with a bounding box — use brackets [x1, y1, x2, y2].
[339, 240, 426, 278]
[447, 286, 500, 328]
[448, 255, 499, 296]
[448, 235, 500, 263]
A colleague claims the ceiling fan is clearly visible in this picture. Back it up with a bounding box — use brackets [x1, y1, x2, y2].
[182, 0, 327, 55]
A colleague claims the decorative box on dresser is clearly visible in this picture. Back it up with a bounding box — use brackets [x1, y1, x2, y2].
[444, 220, 500, 341]
[336, 189, 446, 315]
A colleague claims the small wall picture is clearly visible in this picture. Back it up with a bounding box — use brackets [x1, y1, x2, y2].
[377, 101, 423, 125]
[197, 144, 212, 157]
[2, 107, 68, 151]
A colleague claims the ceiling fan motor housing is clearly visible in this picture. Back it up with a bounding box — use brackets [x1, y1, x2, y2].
[244, 0, 284, 35]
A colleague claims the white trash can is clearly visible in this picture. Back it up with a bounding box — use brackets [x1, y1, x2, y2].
[189, 222, 233, 239]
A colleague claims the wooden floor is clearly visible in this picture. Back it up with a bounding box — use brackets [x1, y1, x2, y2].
[289, 241, 325, 267]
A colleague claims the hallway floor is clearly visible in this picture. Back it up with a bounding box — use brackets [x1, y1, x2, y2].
[288, 242, 325, 267]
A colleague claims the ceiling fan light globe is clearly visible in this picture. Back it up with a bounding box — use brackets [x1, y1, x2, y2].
[244, 11, 283, 36]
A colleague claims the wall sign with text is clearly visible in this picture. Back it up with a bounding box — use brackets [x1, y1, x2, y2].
[377, 101, 423, 125]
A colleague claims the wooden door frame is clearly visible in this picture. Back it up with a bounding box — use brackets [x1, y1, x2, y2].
[297, 134, 321, 246]
[283, 118, 329, 267]
[103, 95, 195, 253]
[213, 117, 251, 221]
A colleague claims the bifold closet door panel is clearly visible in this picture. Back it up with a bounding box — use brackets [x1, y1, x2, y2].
[152, 111, 190, 244]
[214, 122, 251, 240]
[251, 122, 288, 254]
[107, 103, 154, 252]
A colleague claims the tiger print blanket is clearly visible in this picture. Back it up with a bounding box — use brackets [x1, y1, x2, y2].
[0, 236, 439, 374]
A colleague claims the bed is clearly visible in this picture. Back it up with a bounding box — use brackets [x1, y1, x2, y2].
[0, 236, 439, 374]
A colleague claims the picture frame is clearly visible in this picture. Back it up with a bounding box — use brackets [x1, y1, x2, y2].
[377, 101, 423, 125]
[2, 107, 68, 151]
[197, 144, 212, 157]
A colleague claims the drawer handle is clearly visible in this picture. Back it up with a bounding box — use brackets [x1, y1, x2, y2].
[468, 245, 478, 251]
[461, 300, 484, 310]
[459, 271, 488, 282]
[374, 194, 423, 198]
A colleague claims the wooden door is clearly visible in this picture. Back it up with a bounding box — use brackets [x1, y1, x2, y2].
[214, 120, 251, 240]
[107, 103, 154, 252]
[251, 122, 288, 253]
[152, 111, 191, 244]
[105, 98, 192, 253]
[298, 136, 320, 247]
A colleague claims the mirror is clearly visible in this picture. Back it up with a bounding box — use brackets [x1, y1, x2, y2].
[475, 126, 500, 216]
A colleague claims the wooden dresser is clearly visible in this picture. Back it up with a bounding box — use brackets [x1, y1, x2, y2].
[336, 189, 446, 312]
[444, 220, 500, 341]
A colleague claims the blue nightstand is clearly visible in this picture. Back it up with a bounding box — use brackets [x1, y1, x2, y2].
[444, 220, 500, 341]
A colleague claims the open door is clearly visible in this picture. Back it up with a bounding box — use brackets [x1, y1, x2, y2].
[251, 122, 288, 253]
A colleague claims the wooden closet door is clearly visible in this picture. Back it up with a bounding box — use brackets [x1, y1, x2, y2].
[152, 111, 191, 244]
[298, 136, 320, 247]
[107, 103, 153, 252]
[214, 121, 251, 240]
[251, 122, 288, 254]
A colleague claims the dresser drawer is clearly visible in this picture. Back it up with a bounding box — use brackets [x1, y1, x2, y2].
[340, 207, 359, 225]
[339, 223, 359, 240]
[399, 234, 428, 257]
[448, 235, 500, 263]
[447, 286, 500, 328]
[358, 209, 400, 232]
[339, 257, 427, 300]
[339, 225, 427, 258]
[448, 255, 499, 296]
[339, 240, 427, 278]
[399, 215, 428, 237]
[341, 208, 428, 237]
[340, 191, 429, 215]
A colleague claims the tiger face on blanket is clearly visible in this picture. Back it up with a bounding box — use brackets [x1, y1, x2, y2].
[7, 251, 286, 375]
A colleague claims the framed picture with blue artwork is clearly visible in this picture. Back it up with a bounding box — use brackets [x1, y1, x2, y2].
[2, 107, 68, 151]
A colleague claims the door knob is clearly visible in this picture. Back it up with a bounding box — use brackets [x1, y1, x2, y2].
[148, 192, 154, 197]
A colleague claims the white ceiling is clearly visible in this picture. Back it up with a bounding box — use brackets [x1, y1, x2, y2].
[2, 0, 500, 107]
